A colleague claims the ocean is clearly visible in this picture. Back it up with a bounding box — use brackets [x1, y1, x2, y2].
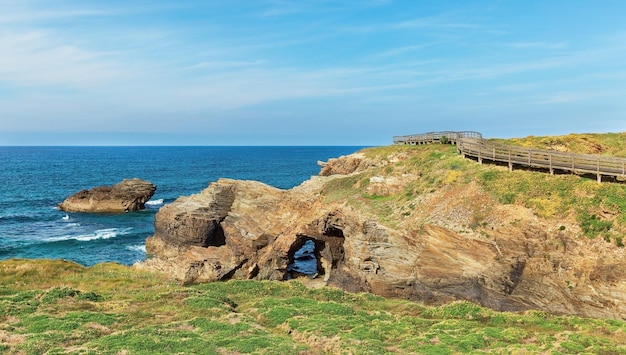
[0, 146, 362, 267]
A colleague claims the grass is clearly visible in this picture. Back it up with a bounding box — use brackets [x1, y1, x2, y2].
[320, 134, 626, 246]
[1, 259, 626, 354]
[490, 132, 626, 157]
[473, 157, 626, 243]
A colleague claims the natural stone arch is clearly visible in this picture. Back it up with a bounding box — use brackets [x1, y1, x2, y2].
[286, 236, 324, 279]
[286, 223, 346, 281]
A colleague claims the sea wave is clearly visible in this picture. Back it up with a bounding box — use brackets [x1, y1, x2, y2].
[0, 214, 40, 223]
[45, 227, 133, 242]
[145, 199, 164, 206]
[126, 244, 146, 253]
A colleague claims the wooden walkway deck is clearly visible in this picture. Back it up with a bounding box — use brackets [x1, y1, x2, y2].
[393, 131, 626, 183]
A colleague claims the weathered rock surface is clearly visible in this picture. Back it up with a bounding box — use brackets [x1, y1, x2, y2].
[59, 178, 157, 213]
[318, 152, 379, 176]
[138, 154, 626, 320]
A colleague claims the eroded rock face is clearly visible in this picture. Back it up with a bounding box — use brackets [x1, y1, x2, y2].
[318, 153, 378, 176]
[137, 176, 626, 320]
[59, 178, 156, 213]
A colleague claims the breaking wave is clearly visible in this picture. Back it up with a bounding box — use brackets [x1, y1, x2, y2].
[45, 227, 133, 242]
[126, 244, 146, 253]
[145, 199, 164, 206]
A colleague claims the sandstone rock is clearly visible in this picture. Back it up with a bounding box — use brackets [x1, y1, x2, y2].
[318, 153, 378, 176]
[59, 178, 157, 213]
[137, 162, 626, 320]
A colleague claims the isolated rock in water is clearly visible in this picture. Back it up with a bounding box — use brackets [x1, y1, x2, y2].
[59, 178, 157, 213]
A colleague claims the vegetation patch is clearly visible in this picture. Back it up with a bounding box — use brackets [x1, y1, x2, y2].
[1, 259, 625, 354]
[323, 137, 626, 246]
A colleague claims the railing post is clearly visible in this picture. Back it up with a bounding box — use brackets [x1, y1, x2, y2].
[508, 148, 512, 172]
[549, 154, 554, 175]
[597, 160, 601, 183]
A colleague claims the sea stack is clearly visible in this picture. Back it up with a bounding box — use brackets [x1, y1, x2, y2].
[59, 178, 157, 213]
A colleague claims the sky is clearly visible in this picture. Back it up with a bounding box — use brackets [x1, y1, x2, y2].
[0, 0, 625, 146]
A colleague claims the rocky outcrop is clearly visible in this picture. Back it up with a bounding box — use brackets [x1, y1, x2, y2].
[137, 155, 626, 320]
[59, 178, 157, 213]
[318, 152, 379, 176]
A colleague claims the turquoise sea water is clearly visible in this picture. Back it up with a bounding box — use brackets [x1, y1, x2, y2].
[0, 146, 362, 266]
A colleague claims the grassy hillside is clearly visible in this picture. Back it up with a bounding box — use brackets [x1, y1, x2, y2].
[491, 132, 626, 157]
[323, 133, 626, 247]
[1, 259, 625, 354]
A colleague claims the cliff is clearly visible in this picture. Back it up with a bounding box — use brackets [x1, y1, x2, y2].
[137, 138, 626, 320]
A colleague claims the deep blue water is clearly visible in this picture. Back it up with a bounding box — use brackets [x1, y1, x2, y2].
[0, 146, 362, 266]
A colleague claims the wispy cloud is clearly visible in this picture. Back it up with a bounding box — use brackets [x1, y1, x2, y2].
[370, 43, 440, 60]
[186, 60, 267, 71]
[0, 31, 123, 88]
[507, 41, 569, 50]
[535, 90, 620, 105]
[0, 6, 111, 24]
[395, 16, 481, 30]
[256, 0, 346, 17]
[2, 1, 626, 143]
[258, 0, 307, 17]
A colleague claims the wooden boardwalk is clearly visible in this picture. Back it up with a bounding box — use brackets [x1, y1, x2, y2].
[393, 131, 626, 183]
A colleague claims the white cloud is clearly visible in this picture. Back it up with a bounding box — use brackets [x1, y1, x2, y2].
[1, 1, 626, 143]
[0, 31, 124, 88]
[0, 7, 109, 24]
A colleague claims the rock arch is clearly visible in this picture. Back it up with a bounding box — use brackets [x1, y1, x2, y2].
[286, 214, 347, 281]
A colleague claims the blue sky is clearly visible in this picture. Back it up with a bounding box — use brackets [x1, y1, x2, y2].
[1, 0, 625, 145]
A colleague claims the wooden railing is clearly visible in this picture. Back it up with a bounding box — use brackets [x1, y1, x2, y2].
[393, 131, 483, 145]
[394, 131, 626, 183]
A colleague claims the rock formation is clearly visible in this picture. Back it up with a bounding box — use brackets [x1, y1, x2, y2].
[138, 153, 626, 320]
[59, 178, 157, 213]
[318, 152, 379, 176]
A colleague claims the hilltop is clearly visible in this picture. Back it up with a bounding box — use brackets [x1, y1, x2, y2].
[328, 132, 626, 245]
[491, 132, 626, 157]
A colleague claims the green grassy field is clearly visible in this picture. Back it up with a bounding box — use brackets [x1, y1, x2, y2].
[1, 259, 625, 354]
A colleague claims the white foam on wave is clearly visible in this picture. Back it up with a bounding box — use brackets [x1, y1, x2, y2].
[126, 244, 146, 253]
[145, 199, 164, 206]
[45, 227, 133, 242]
